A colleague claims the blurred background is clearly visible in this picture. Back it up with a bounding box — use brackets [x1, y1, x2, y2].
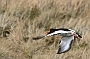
[0, 0, 90, 59]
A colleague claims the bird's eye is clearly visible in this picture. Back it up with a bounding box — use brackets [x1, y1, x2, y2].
[58, 33, 61, 34]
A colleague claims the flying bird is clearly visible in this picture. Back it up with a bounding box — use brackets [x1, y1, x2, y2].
[33, 28, 82, 54]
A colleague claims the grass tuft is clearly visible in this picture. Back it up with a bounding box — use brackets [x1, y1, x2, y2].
[0, 0, 90, 59]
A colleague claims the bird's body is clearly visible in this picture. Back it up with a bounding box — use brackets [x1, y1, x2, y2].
[33, 28, 82, 54]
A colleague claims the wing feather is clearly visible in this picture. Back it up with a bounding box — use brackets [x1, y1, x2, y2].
[46, 30, 70, 36]
[57, 36, 74, 54]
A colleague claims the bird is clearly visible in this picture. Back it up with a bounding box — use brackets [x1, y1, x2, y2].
[33, 28, 82, 54]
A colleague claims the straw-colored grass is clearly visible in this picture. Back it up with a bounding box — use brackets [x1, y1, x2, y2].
[0, 0, 90, 59]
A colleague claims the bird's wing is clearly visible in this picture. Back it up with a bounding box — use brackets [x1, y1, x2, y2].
[46, 30, 70, 36]
[57, 36, 74, 54]
[32, 30, 70, 40]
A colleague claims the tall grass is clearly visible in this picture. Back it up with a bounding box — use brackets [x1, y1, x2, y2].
[0, 0, 90, 59]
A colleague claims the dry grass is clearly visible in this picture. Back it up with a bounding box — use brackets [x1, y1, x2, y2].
[0, 0, 90, 59]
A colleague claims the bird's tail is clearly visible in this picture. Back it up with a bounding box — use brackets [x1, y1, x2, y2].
[76, 32, 82, 38]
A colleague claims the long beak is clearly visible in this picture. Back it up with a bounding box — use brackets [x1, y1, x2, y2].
[45, 30, 50, 34]
[33, 36, 45, 40]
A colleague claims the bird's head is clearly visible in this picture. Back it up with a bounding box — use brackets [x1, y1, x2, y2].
[45, 29, 58, 36]
[45, 29, 56, 34]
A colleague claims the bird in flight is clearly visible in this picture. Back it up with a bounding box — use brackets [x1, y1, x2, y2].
[33, 28, 82, 54]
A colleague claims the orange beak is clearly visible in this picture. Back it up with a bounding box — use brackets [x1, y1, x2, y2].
[45, 30, 50, 34]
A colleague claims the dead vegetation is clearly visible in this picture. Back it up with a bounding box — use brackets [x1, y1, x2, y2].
[0, 0, 90, 59]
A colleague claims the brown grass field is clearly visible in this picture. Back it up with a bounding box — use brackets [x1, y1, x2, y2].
[0, 0, 90, 59]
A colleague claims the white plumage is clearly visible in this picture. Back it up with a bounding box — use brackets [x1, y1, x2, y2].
[57, 36, 74, 54]
[33, 28, 82, 54]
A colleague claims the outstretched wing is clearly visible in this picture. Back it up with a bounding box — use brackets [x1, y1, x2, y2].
[57, 36, 74, 54]
[46, 30, 70, 36]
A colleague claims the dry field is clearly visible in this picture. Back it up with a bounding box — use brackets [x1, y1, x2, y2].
[0, 0, 90, 59]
